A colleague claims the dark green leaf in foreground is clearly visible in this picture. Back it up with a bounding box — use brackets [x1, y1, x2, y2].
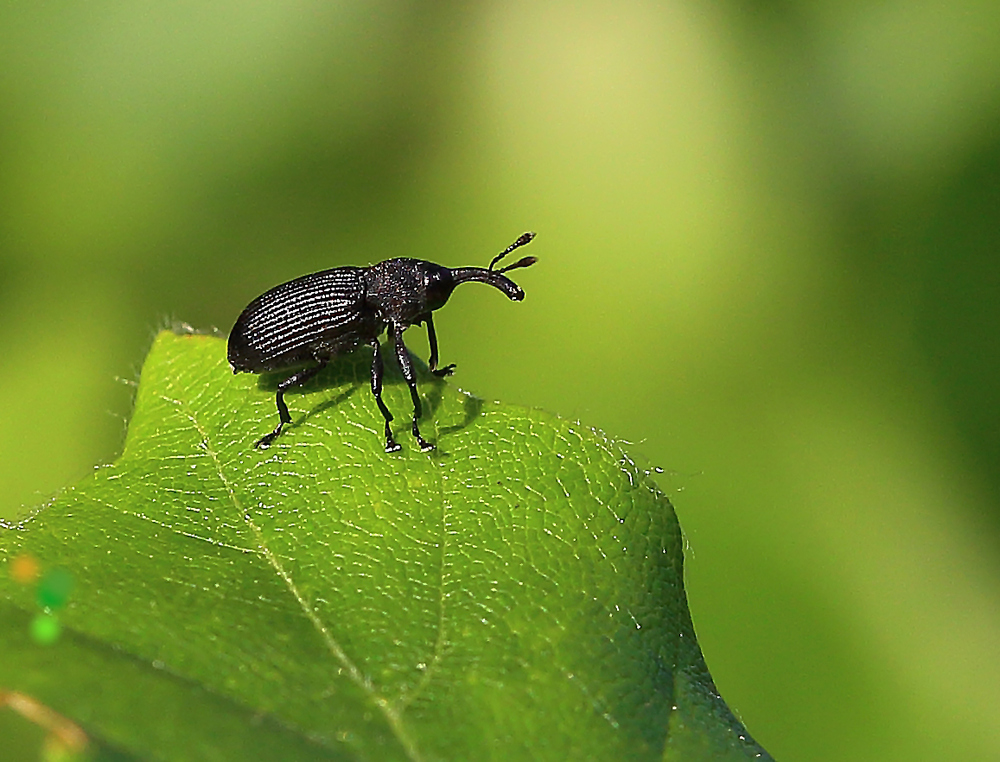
[0, 331, 771, 761]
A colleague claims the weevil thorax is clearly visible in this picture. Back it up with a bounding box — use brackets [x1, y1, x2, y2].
[363, 259, 457, 326]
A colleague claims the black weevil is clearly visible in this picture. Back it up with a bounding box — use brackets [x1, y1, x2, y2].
[228, 232, 537, 451]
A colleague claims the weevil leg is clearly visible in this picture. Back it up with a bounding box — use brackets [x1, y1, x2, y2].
[393, 325, 434, 451]
[370, 338, 401, 452]
[425, 314, 455, 377]
[256, 359, 328, 448]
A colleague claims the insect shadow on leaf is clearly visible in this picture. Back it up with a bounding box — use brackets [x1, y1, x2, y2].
[436, 394, 485, 440]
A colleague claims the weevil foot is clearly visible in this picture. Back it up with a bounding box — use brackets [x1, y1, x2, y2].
[412, 423, 434, 451]
[431, 364, 456, 378]
[255, 425, 283, 449]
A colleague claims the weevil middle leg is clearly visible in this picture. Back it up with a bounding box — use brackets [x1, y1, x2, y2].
[369, 337, 400, 452]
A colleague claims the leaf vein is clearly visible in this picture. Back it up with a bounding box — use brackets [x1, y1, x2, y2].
[176, 396, 426, 762]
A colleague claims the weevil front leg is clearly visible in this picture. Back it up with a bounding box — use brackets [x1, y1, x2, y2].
[425, 314, 455, 378]
[256, 359, 328, 448]
[393, 325, 434, 451]
[370, 337, 401, 452]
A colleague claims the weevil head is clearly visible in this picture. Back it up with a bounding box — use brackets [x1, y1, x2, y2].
[365, 234, 536, 324]
[422, 263, 457, 312]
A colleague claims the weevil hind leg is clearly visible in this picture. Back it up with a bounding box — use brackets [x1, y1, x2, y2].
[255, 360, 328, 448]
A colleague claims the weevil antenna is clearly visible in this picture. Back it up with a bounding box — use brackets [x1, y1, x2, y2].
[488, 232, 536, 271]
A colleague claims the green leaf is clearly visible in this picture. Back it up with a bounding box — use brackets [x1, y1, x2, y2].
[0, 330, 771, 761]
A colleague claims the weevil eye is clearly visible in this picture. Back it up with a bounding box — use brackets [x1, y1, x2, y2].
[424, 265, 455, 311]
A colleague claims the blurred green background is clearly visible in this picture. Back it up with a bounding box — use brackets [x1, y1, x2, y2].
[2, 2, 999, 760]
